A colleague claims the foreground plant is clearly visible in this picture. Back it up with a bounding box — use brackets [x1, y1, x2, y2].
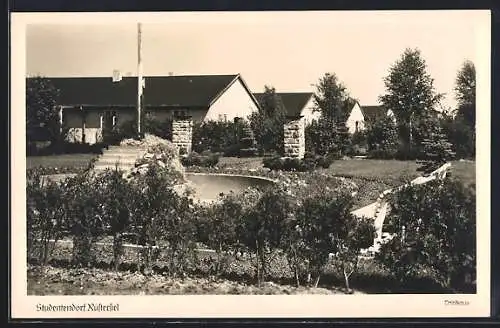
[240, 188, 291, 286]
[286, 192, 375, 291]
[62, 171, 107, 267]
[376, 177, 476, 292]
[27, 170, 66, 265]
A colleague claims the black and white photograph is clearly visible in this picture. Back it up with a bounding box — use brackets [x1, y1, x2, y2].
[11, 10, 491, 318]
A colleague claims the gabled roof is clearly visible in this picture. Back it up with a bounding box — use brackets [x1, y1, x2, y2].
[253, 92, 313, 118]
[27, 74, 258, 109]
[359, 105, 389, 122]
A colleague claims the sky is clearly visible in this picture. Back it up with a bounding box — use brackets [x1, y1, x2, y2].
[25, 11, 487, 110]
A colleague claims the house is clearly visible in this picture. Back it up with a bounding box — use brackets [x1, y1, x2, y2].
[252, 92, 320, 125]
[345, 103, 396, 134]
[28, 74, 261, 144]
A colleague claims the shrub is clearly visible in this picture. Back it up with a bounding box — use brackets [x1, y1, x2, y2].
[130, 162, 198, 276]
[181, 152, 220, 168]
[192, 120, 250, 154]
[199, 193, 244, 275]
[286, 192, 375, 289]
[239, 188, 292, 286]
[96, 168, 136, 271]
[376, 177, 476, 292]
[365, 115, 400, 159]
[61, 171, 108, 267]
[26, 170, 67, 265]
[262, 155, 333, 172]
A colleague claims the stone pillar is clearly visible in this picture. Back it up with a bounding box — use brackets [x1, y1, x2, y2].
[283, 117, 305, 159]
[172, 118, 193, 154]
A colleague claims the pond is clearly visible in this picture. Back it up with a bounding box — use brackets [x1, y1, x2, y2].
[184, 172, 276, 203]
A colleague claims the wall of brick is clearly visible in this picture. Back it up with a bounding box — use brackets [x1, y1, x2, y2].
[172, 119, 193, 154]
[283, 118, 305, 158]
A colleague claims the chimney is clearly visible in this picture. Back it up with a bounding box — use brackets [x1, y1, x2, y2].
[112, 70, 122, 82]
[168, 72, 174, 76]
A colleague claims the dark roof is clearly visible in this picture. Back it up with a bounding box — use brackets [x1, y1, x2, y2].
[253, 92, 313, 118]
[359, 105, 388, 122]
[28, 74, 253, 109]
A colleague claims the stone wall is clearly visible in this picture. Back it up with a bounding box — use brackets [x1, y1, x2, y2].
[283, 118, 305, 158]
[172, 119, 193, 154]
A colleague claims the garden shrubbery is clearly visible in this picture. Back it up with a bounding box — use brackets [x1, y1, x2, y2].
[180, 151, 220, 168]
[27, 163, 475, 293]
[262, 153, 334, 172]
[27, 166, 373, 290]
[376, 176, 476, 292]
[192, 120, 257, 157]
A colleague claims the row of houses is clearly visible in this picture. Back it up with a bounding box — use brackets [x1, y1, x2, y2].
[27, 73, 394, 145]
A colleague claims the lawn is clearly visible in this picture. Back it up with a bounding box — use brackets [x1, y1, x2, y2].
[217, 157, 475, 186]
[26, 154, 476, 208]
[27, 154, 97, 170]
[26, 153, 476, 187]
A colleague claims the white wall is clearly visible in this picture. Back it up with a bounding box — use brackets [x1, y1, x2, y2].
[300, 97, 321, 126]
[346, 102, 365, 134]
[204, 78, 259, 122]
[387, 109, 397, 123]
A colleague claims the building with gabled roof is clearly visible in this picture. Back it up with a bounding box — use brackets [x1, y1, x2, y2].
[345, 102, 396, 134]
[28, 74, 261, 144]
[252, 92, 320, 125]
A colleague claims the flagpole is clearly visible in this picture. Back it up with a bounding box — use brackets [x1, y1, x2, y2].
[137, 22, 143, 137]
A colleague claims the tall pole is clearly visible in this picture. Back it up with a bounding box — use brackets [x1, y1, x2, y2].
[137, 22, 143, 136]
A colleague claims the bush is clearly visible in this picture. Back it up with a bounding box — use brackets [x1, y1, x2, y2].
[238, 148, 258, 157]
[283, 192, 375, 289]
[376, 177, 476, 292]
[61, 172, 109, 267]
[239, 188, 292, 286]
[131, 163, 199, 276]
[262, 154, 333, 172]
[27, 170, 67, 265]
[192, 120, 251, 154]
[181, 152, 220, 168]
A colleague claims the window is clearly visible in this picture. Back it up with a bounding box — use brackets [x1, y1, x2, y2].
[355, 121, 359, 132]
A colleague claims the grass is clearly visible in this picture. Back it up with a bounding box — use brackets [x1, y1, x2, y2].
[26, 153, 476, 208]
[26, 153, 475, 188]
[218, 157, 475, 185]
[27, 153, 97, 170]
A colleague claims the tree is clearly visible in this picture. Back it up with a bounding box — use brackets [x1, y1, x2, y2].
[305, 118, 339, 156]
[379, 48, 444, 154]
[26, 76, 62, 145]
[313, 73, 355, 122]
[443, 60, 476, 159]
[454, 60, 476, 128]
[416, 115, 456, 174]
[306, 73, 356, 157]
[376, 178, 476, 292]
[365, 115, 400, 159]
[441, 112, 475, 159]
[249, 86, 286, 154]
